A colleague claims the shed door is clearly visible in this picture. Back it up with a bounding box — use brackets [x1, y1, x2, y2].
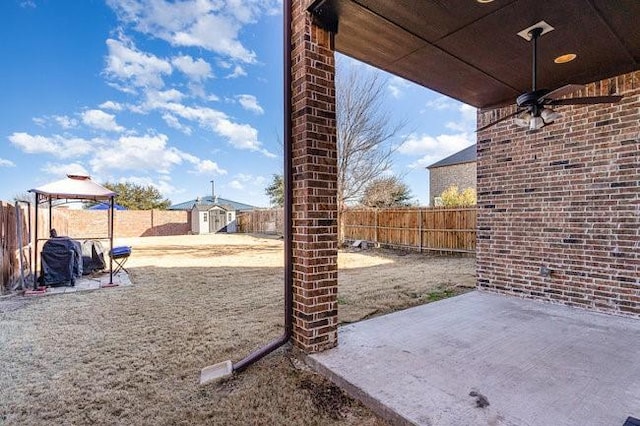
[209, 210, 226, 233]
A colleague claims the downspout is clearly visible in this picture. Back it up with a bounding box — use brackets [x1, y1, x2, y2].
[210, 0, 293, 376]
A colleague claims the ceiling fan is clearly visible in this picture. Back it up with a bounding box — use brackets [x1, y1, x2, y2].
[477, 26, 623, 132]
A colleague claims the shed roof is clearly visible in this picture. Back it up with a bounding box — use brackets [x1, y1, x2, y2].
[192, 203, 234, 212]
[170, 196, 255, 211]
[29, 175, 116, 201]
[427, 144, 477, 169]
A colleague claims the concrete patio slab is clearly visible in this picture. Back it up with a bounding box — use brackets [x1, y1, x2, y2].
[28, 271, 131, 296]
[308, 291, 640, 426]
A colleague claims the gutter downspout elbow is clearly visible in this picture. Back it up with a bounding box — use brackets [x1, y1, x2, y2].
[200, 0, 293, 383]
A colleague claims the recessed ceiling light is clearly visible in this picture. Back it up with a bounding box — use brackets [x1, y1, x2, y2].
[477, 0, 494, 3]
[554, 53, 577, 64]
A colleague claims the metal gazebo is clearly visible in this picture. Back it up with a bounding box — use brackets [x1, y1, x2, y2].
[29, 175, 117, 287]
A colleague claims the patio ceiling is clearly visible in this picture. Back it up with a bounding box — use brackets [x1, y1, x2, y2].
[311, 0, 640, 108]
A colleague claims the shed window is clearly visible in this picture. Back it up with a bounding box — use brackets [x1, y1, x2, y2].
[203, 213, 207, 222]
[228, 212, 233, 221]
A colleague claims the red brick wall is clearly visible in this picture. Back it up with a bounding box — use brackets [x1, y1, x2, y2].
[477, 71, 640, 317]
[57, 210, 191, 238]
[290, 0, 339, 352]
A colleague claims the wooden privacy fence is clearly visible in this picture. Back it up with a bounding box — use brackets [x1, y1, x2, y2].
[237, 208, 284, 234]
[1, 202, 30, 293]
[1, 201, 72, 293]
[342, 207, 477, 253]
[237, 206, 476, 253]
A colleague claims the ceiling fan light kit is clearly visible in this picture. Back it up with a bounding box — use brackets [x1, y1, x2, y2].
[540, 108, 562, 123]
[477, 21, 623, 132]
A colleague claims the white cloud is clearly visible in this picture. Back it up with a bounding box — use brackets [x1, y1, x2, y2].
[187, 82, 217, 100]
[106, 0, 280, 63]
[400, 133, 474, 169]
[82, 109, 125, 132]
[99, 101, 125, 111]
[8, 132, 93, 158]
[53, 115, 79, 129]
[118, 175, 178, 197]
[444, 104, 476, 133]
[425, 95, 457, 111]
[0, 158, 16, 167]
[153, 101, 275, 157]
[236, 94, 264, 114]
[20, 1, 36, 8]
[224, 173, 269, 206]
[105, 38, 172, 91]
[226, 65, 247, 78]
[143, 89, 185, 109]
[402, 101, 477, 168]
[162, 113, 192, 135]
[228, 180, 244, 190]
[89, 133, 185, 174]
[388, 76, 410, 99]
[31, 115, 78, 129]
[32, 117, 47, 127]
[42, 162, 89, 176]
[190, 159, 226, 175]
[233, 173, 265, 186]
[171, 55, 212, 81]
[86, 133, 224, 179]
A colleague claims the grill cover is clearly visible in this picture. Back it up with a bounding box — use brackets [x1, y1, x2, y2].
[40, 238, 82, 286]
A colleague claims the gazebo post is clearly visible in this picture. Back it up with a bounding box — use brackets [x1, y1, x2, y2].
[109, 196, 114, 285]
[33, 196, 39, 289]
[48, 196, 52, 236]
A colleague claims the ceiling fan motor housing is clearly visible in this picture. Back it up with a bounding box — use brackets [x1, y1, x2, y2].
[517, 89, 549, 107]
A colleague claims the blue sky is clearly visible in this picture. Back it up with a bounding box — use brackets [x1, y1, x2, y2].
[0, 0, 475, 207]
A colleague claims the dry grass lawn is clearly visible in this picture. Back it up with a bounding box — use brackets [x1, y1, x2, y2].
[0, 234, 475, 425]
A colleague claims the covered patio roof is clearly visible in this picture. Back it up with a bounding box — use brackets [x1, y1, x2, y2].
[310, 0, 640, 108]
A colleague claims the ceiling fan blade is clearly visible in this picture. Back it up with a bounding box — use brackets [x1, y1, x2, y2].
[540, 84, 585, 101]
[550, 95, 623, 106]
[476, 110, 521, 132]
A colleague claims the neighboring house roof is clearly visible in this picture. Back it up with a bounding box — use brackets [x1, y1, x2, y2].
[427, 144, 477, 169]
[169, 196, 256, 211]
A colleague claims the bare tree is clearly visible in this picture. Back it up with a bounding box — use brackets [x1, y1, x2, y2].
[336, 59, 407, 240]
[337, 60, 407, 208]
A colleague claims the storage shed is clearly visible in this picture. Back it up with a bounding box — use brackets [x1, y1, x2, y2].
[191, 203, 237, 234]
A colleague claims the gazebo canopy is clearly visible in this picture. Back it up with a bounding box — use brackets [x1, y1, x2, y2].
[29, 175, 116, 201]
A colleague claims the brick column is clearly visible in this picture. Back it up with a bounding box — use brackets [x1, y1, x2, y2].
[290, 0, 338, 352]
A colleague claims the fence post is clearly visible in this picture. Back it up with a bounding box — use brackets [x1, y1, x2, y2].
[418, 208, 423, 253]
[373, 209, 378, 246]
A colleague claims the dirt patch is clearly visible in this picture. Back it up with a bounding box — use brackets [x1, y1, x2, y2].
[0, 233, 474, 425]
[300, 377, 353, 420]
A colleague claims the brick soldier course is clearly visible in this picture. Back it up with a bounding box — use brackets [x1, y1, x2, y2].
[477, 71, 639, 317]
[290, 0, 339, 352]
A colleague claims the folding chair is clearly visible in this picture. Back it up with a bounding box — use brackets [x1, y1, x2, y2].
[110, 246, 132, 275]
